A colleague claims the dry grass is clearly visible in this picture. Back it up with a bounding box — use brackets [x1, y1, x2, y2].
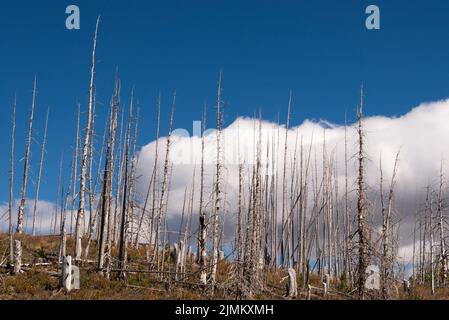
[1, 233, 447, 300]
[0, 233, 245, 300]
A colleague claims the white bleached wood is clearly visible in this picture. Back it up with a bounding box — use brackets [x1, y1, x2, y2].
[75, 17, 100, 260]
[13, 240, 22, 274]
[287, 268, 298, 298]
[17, 78, 36, 234]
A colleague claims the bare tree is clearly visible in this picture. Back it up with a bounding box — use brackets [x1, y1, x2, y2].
[127, 102, 140, 248]
[59, 161, 72, 262]
[118, 90, 135, 279]
[32, 108, 49, 236]
[280, 92, 292, 266]
[75, 16, 100, 260]
[98, 81, 120, 274]
[343, 113, 352, 286]
[52, 153, 64, 235]
[198, 108, 208, 285]
[146, 95, 161, 253]
[380, 150, 400, 298]
[210, 71, 223, 288]
[356, 86, 368, 299]
[70, 105, 80, 236]
[17, 77, 37, 234]
[113, 108, 125, 246]
[152, 94, 175, 268]
[134, 97, 158, 247]
[236, 119, 244, 272]
[87, 91, 97, 239]
[9, 97, 16, 262]
[425, 187, 435, 295]
[437, 162, 447, 287]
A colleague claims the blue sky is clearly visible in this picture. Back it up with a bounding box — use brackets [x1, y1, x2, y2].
[1, 0, 449, 205]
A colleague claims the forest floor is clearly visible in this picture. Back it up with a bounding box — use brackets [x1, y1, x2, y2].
[0, 234, 447, 300]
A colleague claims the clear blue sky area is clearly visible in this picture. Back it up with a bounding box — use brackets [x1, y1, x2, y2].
[1, 0, 449, 203]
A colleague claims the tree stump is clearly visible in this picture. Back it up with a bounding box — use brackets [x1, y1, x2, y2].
[62, 255, 72, 291]
[13, 240, 22, 274]
[323, 282, 328, 297]
[287, 268, 298, 298]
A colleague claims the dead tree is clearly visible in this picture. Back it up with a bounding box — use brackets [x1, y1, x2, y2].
[380, 150, 400, 298]
[118, 91, 135, 279]
[53, 153, 64, 235]
[235, 119, 244, 274]
[83, 90, 99, 261]
[134, 98, 158, 247]
[198, 108, 208, 285]
[9, 97, 16, 262]
[70, 105, 80, 236]
[425, 187, 435, 295]
[127, 103, 140, 248]
[252, 115, 264, 284]
[356, 87, 368, 299]
[437, 162, 447, 287]
[86, 91, 97, 239]
[272, 117, 280, 270]
[59, 163, 73, 262]
[152, 94, 175, 267]
[343, 113, 352, 286]
[412, 213, 417, 286]
[178, 188, 188, 247]
[159, 164, 174, 279]
[421, 197, 427, 284]
[32, 108, 49, 236]
[300, 133, 313, 286]
[287, 129, 299, 270]
[113, 108, 125, 246]
[280, 92, 292, 266]
[243, 118, 259, 294]
[75, 16, 100, 260]
[17, 77, 37, 234]
[184, 169, 196, 267]
[210, 72, 223, 288]
[146, 95, 161, 252]
[98, 82, 119, 274]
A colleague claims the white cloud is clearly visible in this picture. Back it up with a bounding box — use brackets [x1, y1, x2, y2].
[3, 98, 448, 265]
[136, 98, 449, 258]
[0, 198, 89, 236]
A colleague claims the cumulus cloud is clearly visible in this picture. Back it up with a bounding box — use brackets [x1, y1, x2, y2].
[136, 98, 449, 263]
[1, 199, 58, 235]
[2, 98, 447, 265]
[0, 199, 89, 236]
